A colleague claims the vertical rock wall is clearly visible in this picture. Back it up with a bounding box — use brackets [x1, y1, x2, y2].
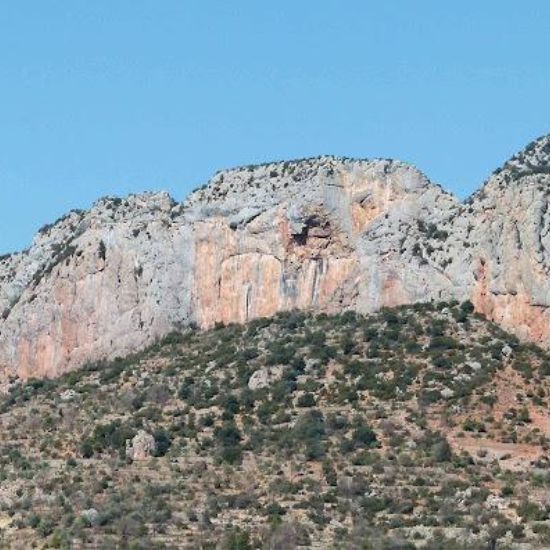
[1, 137, 550, 380]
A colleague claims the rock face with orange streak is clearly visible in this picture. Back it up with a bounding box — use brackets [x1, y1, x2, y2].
[0, 193, 195, 382]
[187, 158, 464, 328]
[2, 136, 550, 381]
[467, 135, 550, 344]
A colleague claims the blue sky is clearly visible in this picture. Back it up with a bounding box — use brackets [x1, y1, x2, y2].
[1, 2, 549, 253]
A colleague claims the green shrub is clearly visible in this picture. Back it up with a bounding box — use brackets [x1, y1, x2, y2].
[153, 429, 172, 457]
[297, 393, 316, 407]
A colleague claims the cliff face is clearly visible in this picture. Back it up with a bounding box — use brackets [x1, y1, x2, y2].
[468, 136, 550, 343]
[188, 158, 459, 327]
[0, 194, 194, 381]
[1, 137, 550, 381]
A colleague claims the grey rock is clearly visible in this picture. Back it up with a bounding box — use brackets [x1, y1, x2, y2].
[248, 366, 284, 391]
[440, 387, 455, 399]
[126, 430, 156, 461]
[60, 389, 77, 401]
[1, 137, 550, 381]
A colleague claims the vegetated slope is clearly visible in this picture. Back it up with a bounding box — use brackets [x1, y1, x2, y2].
[1, 302, 550, 548]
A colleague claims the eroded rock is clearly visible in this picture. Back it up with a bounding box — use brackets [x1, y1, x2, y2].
[248, 366, 284, 390]
[126, 430, 156, 461]
[1, 138, 550, 380]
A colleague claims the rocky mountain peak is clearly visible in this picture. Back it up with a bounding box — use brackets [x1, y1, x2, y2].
[184, 155, 451, 223]
[2, 137, 550, 381]
[466, 134, 550, 209]
[491, 134, 550, 184]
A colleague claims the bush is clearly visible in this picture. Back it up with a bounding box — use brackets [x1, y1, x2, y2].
[80, 440, 94, 458]
[82, 420, 135, 457]
[215, 421, 243, 464]
[322, 460, 338, 486]
[352, 424, 377, 448]
[297, 393, 316, 407]
[220, 445, 242, 465]
[222, 527, 252, 550]
[304, 439, 325, 461]
[215, 421, 242, 447]
[153, 429, 172, 457]
[429, 336, 459, 350]
[294, 410, 325, 441]
[221, 394, 241, 417]
[517, 501, 548, 521]
[37, 518, 55, 537]
[293, 409, 326, 459]
[431, 437, 452, 462]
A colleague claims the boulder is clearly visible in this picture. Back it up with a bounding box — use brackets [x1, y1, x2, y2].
[60, 389, 77, 401]
[248, 366, 283, 390]
[126, 430, 156, 461]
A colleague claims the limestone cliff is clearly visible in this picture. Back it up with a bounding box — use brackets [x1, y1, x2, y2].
[1, 137, 550, 380]
[468, 135, 550, 343]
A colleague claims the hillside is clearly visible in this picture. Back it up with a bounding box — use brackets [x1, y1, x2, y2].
[2, 135, 550, 381]
[1, 302, 550, 548]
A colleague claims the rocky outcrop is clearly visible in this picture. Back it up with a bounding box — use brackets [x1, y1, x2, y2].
[1, 136, 550, 381]
[467, 135, 550, 344]
[0, 192, 195, 381]
[126, 430, 156, 461]
[248, 366, 284, 391]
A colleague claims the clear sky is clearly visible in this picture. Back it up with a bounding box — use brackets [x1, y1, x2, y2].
[1, 2, 549, 253]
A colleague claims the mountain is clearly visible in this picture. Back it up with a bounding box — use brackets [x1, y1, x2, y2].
[2, 137, 550, 382]
[1, 303, 550, 548]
